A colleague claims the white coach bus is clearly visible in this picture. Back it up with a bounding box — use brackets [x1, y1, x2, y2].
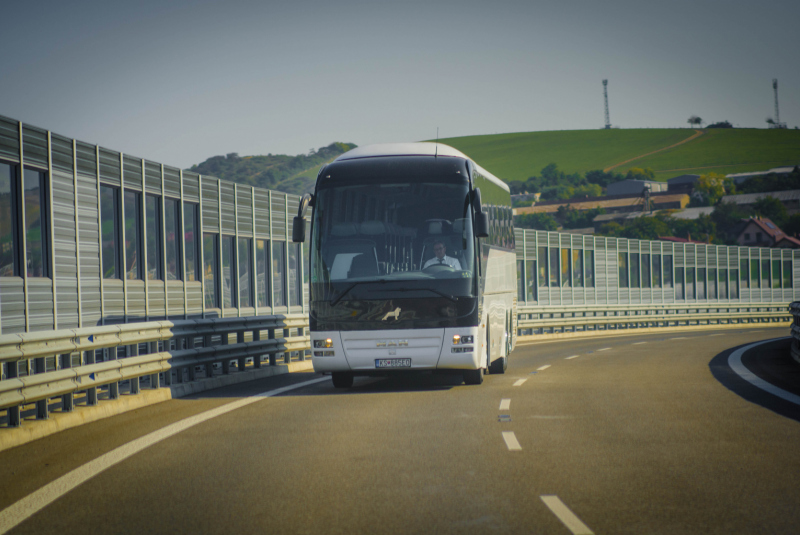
[292, 143, 516, 387]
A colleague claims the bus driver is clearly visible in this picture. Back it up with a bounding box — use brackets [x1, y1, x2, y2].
[423, 240, 461, 270]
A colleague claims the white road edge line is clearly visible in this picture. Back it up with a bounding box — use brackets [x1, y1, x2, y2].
[596, 348, 611, 352]
[632, 342, 647, 345]
[670, 337, 688, 340]
[499, 399, 511, 411]
[502, 431, 522, 451]
[513, 378, 528, 386]
[728, 337, 800, 407]
[565, 355, 579, 360]
[537, 365, 551, 371]
[540, 495, 594, 535]
[0, 376, 329, 535]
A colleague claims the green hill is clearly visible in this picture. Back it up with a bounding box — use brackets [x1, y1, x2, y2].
[434, 128, 800, 184]
[189, 142, 356, 195]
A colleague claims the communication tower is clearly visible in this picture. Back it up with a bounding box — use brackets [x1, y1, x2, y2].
[773, 79, 781, 127]
[603, 79, 611, 129]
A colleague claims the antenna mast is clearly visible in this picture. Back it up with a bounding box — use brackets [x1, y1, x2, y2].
[603, 79, 611, 129]
[773, 79, 781, 127]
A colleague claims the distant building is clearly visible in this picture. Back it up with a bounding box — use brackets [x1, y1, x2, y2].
[670, 206, 714, 220]
[735, 217, 790, 247]
[606, 179, 668, 196]
[720, 190, 800, 214]
[726, 166, 797, 184]
[657, 236, 706, 244]
[775, 236, 800, 249]
[513, 192, 689, 217]
[667, 174, 701, 194]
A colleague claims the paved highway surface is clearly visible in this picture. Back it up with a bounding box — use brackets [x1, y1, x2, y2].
[1, 327, 798, 534]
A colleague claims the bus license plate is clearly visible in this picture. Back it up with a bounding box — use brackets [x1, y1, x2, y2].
[375, 358, 411, 368]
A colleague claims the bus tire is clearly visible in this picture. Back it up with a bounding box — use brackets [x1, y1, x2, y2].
[463, 368, 483, 385]
[489, 355, 506, 374]
[332, 372, 354, 388]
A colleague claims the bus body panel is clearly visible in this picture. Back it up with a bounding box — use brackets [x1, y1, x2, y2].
[311, 326, 483, 373]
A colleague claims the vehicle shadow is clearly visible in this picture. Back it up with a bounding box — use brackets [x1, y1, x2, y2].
[709, 337, 800, 424]
[285, 371, 465, 396]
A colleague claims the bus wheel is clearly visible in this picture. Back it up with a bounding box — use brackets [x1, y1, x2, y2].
[489, 355, 506, 374]
[463, 368, 483, 385]
[332, 372, 354, 388]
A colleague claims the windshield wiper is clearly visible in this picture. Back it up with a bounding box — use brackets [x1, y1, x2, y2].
[369, 287, 457, 303]
[330, 279, 389, 306]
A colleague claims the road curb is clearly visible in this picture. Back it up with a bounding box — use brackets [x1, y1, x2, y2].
[0, 361, 316, 453]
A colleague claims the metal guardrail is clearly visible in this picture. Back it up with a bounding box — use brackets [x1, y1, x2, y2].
[0, 315, 310, 428]
[517, 302, 792, 336]
[791, 302, 800, 363]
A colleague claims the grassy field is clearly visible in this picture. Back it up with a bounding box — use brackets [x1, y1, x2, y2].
[433, 128, 800, 183]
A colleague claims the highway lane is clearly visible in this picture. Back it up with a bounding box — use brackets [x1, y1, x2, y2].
[1, 326, 799, 534]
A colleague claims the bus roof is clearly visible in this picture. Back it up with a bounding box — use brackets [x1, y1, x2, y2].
[334, 143, 509, 193]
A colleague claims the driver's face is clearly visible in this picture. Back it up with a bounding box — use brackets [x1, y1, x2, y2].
[434, 244, 446, 259]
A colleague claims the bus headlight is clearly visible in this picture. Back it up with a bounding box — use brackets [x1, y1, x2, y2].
[314, 339, 333, 348]
[453, 335, 474, 344]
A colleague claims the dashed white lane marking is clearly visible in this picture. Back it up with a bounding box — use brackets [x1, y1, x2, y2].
[670, 337, 688, 340]
[632, 342, 647, 345]
[596, 347, 611, 352]
[502, 431, 522, 450]
[540, 495, 594, 535]
[0, 376, 329, 535]
[513, 378, 528, 386]
[565, 355, 580, 360]
[709, 334, 723, 336]
[728, 337, 800, 407]
[499, 399, 511, 411]
[537, 364, 551, 371]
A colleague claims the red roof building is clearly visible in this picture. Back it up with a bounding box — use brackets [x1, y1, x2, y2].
[736, 217, 789, 247]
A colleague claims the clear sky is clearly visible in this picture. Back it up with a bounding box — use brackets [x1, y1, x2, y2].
[1, 0, 797, 169]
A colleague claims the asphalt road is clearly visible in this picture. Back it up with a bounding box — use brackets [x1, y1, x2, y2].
[1, 327, 799, 535]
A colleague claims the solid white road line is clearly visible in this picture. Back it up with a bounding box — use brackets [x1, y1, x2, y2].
[0, 376, 329, 535]
[499, 399, 511, 411]
[537, 364, 551, 371]
[502, 431, 522, 451]
[513, 378, 528, 386]
[565, 355, 579, 360]
[632, 342, 647, 345]
[728, 337, 800, 407]
[596, 347, 611, 352]
[540, 495, 594, 535]
[670, 337, 688, 340]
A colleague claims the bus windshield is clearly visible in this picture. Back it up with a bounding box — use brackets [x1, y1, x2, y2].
[311, 179, 476, 301]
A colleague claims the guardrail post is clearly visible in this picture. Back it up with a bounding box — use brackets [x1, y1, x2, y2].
[6, 362, 21, 427]
[253, 329, 261, 368]
[60, 353, 74, 411]
[85, 350, 98, 405]
[34, 357, 49, 420]
[268, 328, 277, 366]
[284, 328, 291, 364]
[203, 333, 214, 378]
[185, 335, 196, 381]
[221, 331, 230, 375]
[147, 341, 160, 388]
[129, 344, 140, 394]
[237, 330, 246, 372]
[298, 327, 306, 361]
[107, 348, 120, 399]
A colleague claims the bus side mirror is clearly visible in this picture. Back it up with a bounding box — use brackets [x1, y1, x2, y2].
[292, 193, 314, 243]
[472, 188, 489, 238]
[292, 217, 306, 243]
[474, 212, 489, 238]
